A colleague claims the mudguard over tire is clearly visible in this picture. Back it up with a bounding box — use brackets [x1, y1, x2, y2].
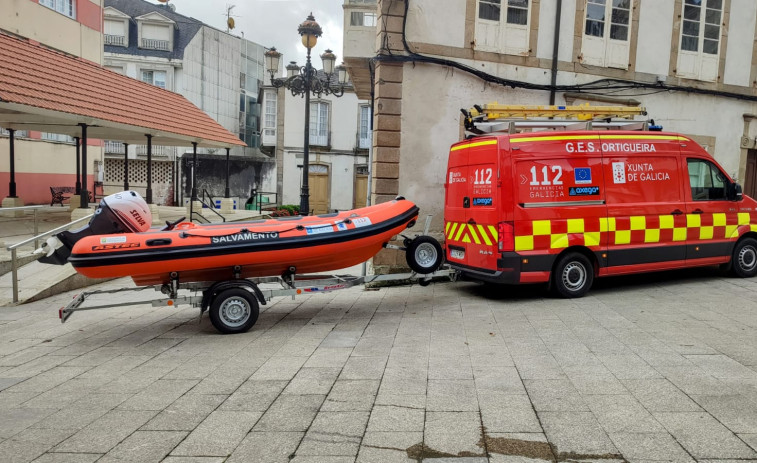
[552, 252, 594, 298]
[405, 236, 444, 274]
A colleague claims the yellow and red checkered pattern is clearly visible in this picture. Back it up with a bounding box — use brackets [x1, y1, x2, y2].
[445, 212, 757, 251]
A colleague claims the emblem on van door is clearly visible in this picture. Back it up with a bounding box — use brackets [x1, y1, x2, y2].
[472, 197, 492, 206]
[612, 162, 626, 184]
[574, 168, 592, 184]
[569, 186, 600, 196]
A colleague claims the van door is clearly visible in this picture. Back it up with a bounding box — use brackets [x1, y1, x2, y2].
[444, 138, 500, 270]
[683, 156, 735, 265]
[601, 135, 686, 273]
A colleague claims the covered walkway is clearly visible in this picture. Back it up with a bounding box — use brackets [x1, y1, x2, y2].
[0, 32, 245, 211]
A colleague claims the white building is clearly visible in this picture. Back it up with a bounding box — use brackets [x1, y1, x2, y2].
[262, 76, 370, 214]
[343, 0, 757, 270]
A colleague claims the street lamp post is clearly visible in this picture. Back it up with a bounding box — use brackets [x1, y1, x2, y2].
[265, 13, 349, 216]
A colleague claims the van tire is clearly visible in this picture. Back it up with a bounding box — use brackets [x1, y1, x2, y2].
[731, 237, 757, 278]
[552, 252, 593, 298]
[405, 236, 443, 274]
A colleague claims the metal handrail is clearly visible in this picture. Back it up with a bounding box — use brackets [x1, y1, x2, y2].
[199, 189, 226, 222]
[6, 213, 93, 304]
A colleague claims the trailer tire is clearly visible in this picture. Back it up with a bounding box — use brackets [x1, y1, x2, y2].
[209, 288, 259, 334]
[731, 237, 757, 278]
[406, 236, 443, 274]
[552, 252, 593, 298]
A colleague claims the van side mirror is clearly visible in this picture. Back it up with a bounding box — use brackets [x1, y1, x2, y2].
[727, 182, 743, 201]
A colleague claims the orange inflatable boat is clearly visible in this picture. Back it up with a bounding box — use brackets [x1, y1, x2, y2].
[39, 191, 421, 286]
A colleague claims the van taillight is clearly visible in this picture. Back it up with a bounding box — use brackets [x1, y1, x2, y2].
[498, 221, 514, 252]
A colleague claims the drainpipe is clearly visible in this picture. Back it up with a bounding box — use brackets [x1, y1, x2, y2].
[549, 0, 562, 105]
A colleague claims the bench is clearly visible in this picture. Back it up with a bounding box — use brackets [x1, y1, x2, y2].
[50, 186, 75, 206]
[50, 187, 95, 206]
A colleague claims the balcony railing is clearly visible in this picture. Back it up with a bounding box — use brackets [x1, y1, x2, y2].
[104, 34, 125, 46]
[104, 140, 125, 154]
[141, 38, 170, 51]
[136, 145, 176, 157]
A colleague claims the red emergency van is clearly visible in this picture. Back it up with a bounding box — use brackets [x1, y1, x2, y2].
[444, 130, 757, 297]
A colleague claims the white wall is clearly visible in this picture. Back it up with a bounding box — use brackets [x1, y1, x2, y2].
[635, 0, 675, 76]
[724, 0, 757, 87]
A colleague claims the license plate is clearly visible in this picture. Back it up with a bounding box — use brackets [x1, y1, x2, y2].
[450, 249, 465, 260]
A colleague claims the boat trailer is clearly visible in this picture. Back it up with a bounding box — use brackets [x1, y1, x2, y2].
[58, 266, 458, 334]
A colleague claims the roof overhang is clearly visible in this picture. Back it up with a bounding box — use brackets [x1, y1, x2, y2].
[0, 32, 245, 149]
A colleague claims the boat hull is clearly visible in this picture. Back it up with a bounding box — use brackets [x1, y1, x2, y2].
[68, 199, 419, 286]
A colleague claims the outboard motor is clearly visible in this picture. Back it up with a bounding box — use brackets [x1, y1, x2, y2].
[38, 191, 152, 265]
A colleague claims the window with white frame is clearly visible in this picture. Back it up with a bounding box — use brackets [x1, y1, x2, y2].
[0, 128, 28, 138]
[677, 0, 722, 82]
[39, 0, 75, 19]
[104, 19, 127, 46]
[581, 0, 632, 69]
[358, 105, 370, 149]
[350, 12, 377, 27]
[475, 0, 531, 55]
[140, 23, 171, 51]
[261, 90, 277, 145]
[141, 70, 167, 89]
[309, 102, 329, 146]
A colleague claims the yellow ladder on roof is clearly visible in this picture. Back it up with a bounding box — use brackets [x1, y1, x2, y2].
[469, 103, 646, 121]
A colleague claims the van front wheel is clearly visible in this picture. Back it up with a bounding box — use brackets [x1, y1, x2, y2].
[731, 237, 757, 278]
[552, 253, 594, 298]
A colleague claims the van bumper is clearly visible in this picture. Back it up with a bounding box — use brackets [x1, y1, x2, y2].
[449, 253, 523, 284]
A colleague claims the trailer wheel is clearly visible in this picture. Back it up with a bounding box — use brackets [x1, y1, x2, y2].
[731, 237, 757, 278]
[406, 236, 443, 274]
[552, 252, 593, 298]
[209, 288, 259, 334]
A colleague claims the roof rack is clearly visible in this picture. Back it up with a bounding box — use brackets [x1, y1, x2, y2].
[462, 103, 651, 136]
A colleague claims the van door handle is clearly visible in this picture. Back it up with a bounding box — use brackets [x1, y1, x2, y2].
[467, 218, 477, 225]
[692, 209, 704, 214]
[671, 209, 683, 215]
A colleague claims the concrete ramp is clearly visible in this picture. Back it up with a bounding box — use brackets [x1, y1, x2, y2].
[0, 260, 112, 306]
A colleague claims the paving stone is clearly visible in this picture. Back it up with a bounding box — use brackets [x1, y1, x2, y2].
[539, 411, 619, 457]
[97, 430, 186, 463]
[424, 411, 485, 456]
[303, 348, 352, 368]
[171, 410, 261, 456]
[322, 380, 379, 412]
[608, 432, 691, 461]
[142, 394, 226, 431]
[622, 379, 702, 412]
[479, 393, 542, 433]
[691, 394, 757, 433]
[357, 431, 420, 463]
[428, 356, 473, 380]
[161, 458, 225, 463]
[586, 394, 665, 433]
[117, 379, 198, 411]
[339, 356, 388, 380]
[53, 410, 157, 454]
[741, 433, 757, 451]
[0, 407, 55, 438]
[654, 411, 757, 459]
[523, 379, 588, 412]
[28, 453, 103, 463]
[226, 431, 303, 463]
[472, 367, 526, 395]
[283, 367, 341, 395]
[253, 394, 325, 432]
[249, 356, 308, 381]
[426, 380, 478, 411]
[569, 374, 627, 396]
[367, 405, 424, 432]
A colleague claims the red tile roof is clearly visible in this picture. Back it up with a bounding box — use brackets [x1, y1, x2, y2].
[0, 33, 245, 147]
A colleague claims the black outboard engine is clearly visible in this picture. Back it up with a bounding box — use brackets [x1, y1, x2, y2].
[38, 191, 152, 265]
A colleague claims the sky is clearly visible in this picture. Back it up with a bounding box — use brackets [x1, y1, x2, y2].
[147, 0, 345, 75]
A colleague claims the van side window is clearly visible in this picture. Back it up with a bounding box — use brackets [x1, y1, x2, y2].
[687, 159, 727, 201]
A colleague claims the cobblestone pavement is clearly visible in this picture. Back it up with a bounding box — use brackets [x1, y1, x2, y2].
[1, 269, 757, 462]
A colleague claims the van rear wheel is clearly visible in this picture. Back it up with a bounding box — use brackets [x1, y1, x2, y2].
[552, 252, 593, 298]
[731, 237, 757, 278]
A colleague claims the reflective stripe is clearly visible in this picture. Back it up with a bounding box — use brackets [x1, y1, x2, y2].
[511, 135, 599, 143]
[450, 139, 497, 151]
[476, 225, 492, 245]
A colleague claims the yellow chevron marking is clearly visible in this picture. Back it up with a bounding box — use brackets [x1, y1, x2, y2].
[445, 222, 450, 234]
[454, 224, 465, 241]
[467, 225, 481, 245]
[450, 140, 497, 151]
[477, 225, 492, 246]
[448, 222, 459, 240]
[488, 225, 498, 241]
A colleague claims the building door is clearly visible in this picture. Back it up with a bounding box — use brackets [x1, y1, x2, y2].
[746, 150, 757, 199]
[308, 164, 329, 215]
[354, 165, 368, 208]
